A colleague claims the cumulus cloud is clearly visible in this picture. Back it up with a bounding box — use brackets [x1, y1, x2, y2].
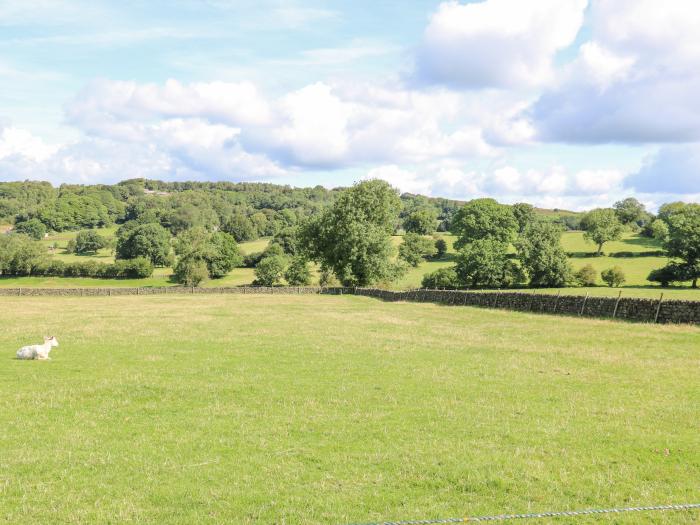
[64, 78, 498, 171]
[625, 144, 700, 194]
[530, 0, 700, 144]
[414, 0, 587, 89]
[366, 161, 626, 205]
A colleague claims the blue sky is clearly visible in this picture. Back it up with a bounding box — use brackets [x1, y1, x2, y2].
[1, 0, 699, 210]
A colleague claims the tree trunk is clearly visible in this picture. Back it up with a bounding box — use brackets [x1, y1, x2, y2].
[693, 277, 697, 289]
[597, 243, 603, 256]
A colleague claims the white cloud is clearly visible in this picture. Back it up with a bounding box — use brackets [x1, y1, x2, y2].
[66, 79, 498, 170]
[530, 0, 700, 144]
[0, 125, 58, 162]
[625, 144, 700, 194]
[414, 0, 587, 89]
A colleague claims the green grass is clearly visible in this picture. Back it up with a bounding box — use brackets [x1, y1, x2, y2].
[1, 295, 698, 524]
[561, 231, 662, 254]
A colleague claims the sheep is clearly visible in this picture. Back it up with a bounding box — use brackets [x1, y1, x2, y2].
[16, 336, 59, 360]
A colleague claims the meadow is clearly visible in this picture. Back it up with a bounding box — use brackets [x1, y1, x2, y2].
[1, 295, 699, 524]
[2, 227, 699, 301]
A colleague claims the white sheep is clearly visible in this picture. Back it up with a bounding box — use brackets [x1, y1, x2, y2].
[16, 336, 59, 360]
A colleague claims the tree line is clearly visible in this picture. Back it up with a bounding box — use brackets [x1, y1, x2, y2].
[1, 179, 699, 289]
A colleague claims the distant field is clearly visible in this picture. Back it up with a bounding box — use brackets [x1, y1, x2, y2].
[1, 295, 698, 524]
[2, 228, 696, 298]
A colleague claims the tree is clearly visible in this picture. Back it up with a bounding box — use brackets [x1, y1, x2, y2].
[421, 267, 458, 289]
[647, 263, 692, 288]
[516, 220, 572, 287]
[398, 233, 437, 267]
[174, 258, 209, 286]
[272, 226, 298, 255]
[284, 256, 312, 285]
[663, 203, 700, 288]
[575, 264, 598, 286]
[74, 230, 108, 255]
[298, 180, 402, 287]
[254, 255, 287, 286]
[613, 197, 646, 226]
[0, 234, 46, 276]
[601, 266, 626, 287]
[403, 208, 438, 235]
[434, 237, 448, 259]
[174, 228, 242, 279]
[222, 211, 256, 242]
[581, 208, 624, 255]
[454, 239, 523, 288]
[451, 198, 517, 249]
[14, 219, 46, 240]
[116, 222, 172, 266]
[649, 219, 669, 241]
[512, 203, 536, 233]
[657, 202, 687, 224]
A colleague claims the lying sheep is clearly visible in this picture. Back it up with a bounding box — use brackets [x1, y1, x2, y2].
[16, 336, 59, 360]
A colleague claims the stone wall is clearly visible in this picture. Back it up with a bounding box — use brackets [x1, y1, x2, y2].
[353, 288, 700, 325]
[0, 286, 352, 297]
[1, 285, 698, 325]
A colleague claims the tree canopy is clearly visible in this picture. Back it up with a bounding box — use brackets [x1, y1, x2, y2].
[299, 180, 403, 287]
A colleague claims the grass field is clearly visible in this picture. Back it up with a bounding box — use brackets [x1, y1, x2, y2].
[1, 295, 699, 524]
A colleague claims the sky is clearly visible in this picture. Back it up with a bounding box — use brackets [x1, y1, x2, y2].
[1, 0, 699, 210]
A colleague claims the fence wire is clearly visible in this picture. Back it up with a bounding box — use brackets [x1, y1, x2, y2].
[346, 502, 700, 525]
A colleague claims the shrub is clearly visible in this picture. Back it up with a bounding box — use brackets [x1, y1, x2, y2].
[254, 255, 287, 286]
[14, 218, 46, 240]
[575, 264, 597, 286]
[601, 266, 626, 287]
[65, 238, 77, 254]
[647, 263, 692, 287]
[433, 237, 447, 259]
[284, 256, 311, 286]
[398, 233, 437, 267]
[421, 267, 458, 289]
[174, 258, 209, 286]
[318, 267, 338, 287]
[242, 251, 264, 268]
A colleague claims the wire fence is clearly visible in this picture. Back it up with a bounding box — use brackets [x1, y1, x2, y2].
[346, 503, 700, 524]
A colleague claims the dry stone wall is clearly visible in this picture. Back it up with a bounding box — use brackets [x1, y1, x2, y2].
[1, 286, 698, 325]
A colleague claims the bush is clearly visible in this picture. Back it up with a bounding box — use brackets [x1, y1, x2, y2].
[318, 267, 338, 287]
[14, 218, 46, 240]
[601, 266, 626, 287]
[65, 238, 77, 254]
[398, 233, 437, 267]
[433, 237, 447, 259]
[284, 256, 311, 286]
[254, 255, 287, 286]
[647, 263, 691, 287]
[421, 267, 458, 289]
[575, 264, 597, 286]
[242, 251, 264, 268]
[174, 258, 209, 286]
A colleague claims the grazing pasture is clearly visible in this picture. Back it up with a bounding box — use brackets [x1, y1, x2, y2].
[1, 295, 698, 524]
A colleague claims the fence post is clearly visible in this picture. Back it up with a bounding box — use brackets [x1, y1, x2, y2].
[654, 293, 664, 323]
[579, 292, 589, 316]
[529, 290, 537, 311]
[612, 290, 622, 319]
[553, 290, 561, 313]
[18, 287, 22, 296]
